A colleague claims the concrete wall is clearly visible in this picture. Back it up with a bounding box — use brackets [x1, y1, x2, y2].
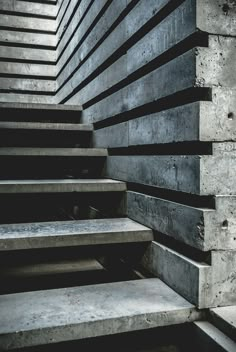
[1, 0, 236, 309]
[54, 0, 236, 309]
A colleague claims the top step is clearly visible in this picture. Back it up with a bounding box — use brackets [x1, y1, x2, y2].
[0, 278, 201, 350]
[0, 103, 82, 123]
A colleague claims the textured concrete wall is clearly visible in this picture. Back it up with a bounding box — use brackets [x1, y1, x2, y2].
[53, 0, 236, 309]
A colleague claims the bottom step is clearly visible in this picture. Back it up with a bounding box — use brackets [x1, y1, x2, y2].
[210, 306, 236, 342]
[193, 321, 236, 352]
[0, 278, 201, 350]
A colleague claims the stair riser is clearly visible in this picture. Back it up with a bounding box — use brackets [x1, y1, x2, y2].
[0, 193, 127, 224]
[0, 156, 106, 179]
[0, 130, 92, 147]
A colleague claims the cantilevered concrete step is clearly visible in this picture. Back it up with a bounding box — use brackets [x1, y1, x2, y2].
[0, 179, 126, 193]
[1, 258, 104, 278]
[0, 218, 153, 251]
[210, 306, 236, 342]
[0, 278, 201, 350]
[0, 45, 57, 63]
[0, 121, 92, 131]
[0, 14, 57, 33]
[0, 147, 107, 157]
[193, 322, 236, 352]
[0, 102, 82, 112]
[0, 121, 92, 134]
[0, 0, 60, 18]
[0, 30, 57, 48]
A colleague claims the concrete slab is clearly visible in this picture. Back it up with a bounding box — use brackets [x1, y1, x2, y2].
[0, 218, 153, 251]
[0, 121, 92, 131]
[127, 192, 236, 251]
[0, 93, 56, 104]
[0, 30, 57, 48]
[0, 179, 127, 193]
[193, 321, 236, 352]
[0, 14, 57, 33]
[0, 278, 202, 350]
[0, 147, 107, 157]
[210, 306, 236, 342]
[0, 62, 57, 77]
[0, 0, 59, 18]
[1, 258, 104, 278]
[0, 46, 57, 63]
[0, 102, 82, 112]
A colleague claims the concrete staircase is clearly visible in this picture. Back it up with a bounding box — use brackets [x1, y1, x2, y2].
[0, 102, 202, 350]
[0, 1, 236, 351]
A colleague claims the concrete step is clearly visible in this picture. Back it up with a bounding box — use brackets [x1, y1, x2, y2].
[0, 45, 57, 63]
[0, 0, 60, 18]
[0, 121, 93, 131]
[0, 14, 57, 33]
[193, 321, 236, 352]
[0, 62, 57, 78]
[0, 147, 107, 157]
[0, 77, 57, 93]
[0, 278, 201, 350]
[0, 218, 153, 251]
[0, 102, 82, 122]
[210, 306, 236, 342]
[0, 179, 126, 193]
[0, 30, 57, 48]
[1, 258, 104, 278]
[0, 93, 56, 105]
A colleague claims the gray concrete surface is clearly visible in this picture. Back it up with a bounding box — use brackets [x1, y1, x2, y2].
[0, 179, 127, 193]
[0, 147, 107, 157]
[193, 321, 236, 352]
[210, 306, 236, 342]
[0, 122, 92, 131]
[0, 278, 202, 350]
[0, 218, 153, 251]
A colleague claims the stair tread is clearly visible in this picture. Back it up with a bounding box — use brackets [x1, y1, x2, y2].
[0, 102, 82, 111]
[193, 321, 236, 351]
[0, 218, 153, 250]
[0, 179, 126, 193]
[1, 258, 104, 277]
[210, 306, 236, 341]
[0, 147, 107, 157]
[0, 121, 93, 131]
[0, 278, 200, 349]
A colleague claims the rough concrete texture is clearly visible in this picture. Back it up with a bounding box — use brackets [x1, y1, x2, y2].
[142, 242, 236, 309]
[0, 46, 56, 63]
[0, 0, 60, 18]
[0, 122, 92, 131]
[196, 0, 236, 36]
[210, 306, 236, 342]
[0, 30, 57, 48]
[93, 88, 236, 147]
[0, 179, 127, 194]
[0, 218, 153, 251]
[0, 62, 57, 77]
[0, 279, 202, 350]
[1, 258, 104, 278]
[127, 192, 236, 251]
[105, 148, 236, 195]
[0, 147, 107, 157]
[0, 14, 57, 32]
[0, 77, 57, 92]
[193, 321, 236, 352]
[0, 102, 82, 112]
